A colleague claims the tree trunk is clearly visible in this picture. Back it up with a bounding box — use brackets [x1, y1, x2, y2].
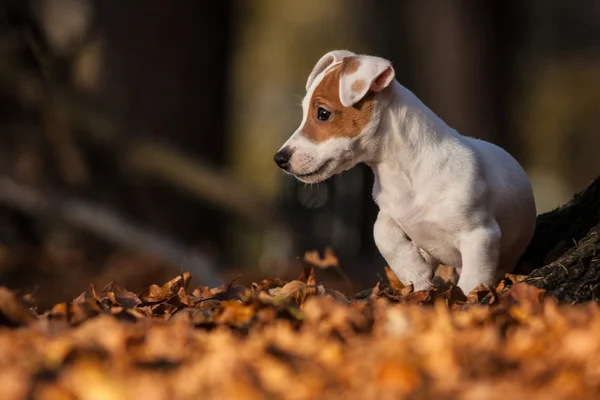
[517, 175, 600, 303]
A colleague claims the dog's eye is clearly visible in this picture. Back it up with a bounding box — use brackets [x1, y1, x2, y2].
[317, 107, 331, 121]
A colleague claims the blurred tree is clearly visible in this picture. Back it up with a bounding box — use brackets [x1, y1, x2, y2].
[226, 0, 371, 275]
[92, 1, 232, 246]
[516, 0, 600, 212]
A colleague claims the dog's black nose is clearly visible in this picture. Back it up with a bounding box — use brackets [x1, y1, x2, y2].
[274, 148, 291, 169]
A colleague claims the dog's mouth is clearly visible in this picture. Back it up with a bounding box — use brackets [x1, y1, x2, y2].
[294, 160, 333, 181]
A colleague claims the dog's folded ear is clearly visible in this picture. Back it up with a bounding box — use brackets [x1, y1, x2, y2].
[339, 55, 395, 107]
[306, 50, 356, 92]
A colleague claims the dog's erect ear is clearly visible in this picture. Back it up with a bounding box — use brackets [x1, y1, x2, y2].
[338, 55, 395, 107]
[306, 50, 356, 91]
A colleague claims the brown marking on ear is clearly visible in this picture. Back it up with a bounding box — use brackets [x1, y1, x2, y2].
[341, 56, 361, 75]
[301, 65, 376, 143]
[351, 79, 366, 93]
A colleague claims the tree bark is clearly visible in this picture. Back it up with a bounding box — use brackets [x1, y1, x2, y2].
[516, 175, 600, 303]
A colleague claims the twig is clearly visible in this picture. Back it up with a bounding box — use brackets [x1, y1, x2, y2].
[0, 176, 223, 287]
[0, 60, 284, 230]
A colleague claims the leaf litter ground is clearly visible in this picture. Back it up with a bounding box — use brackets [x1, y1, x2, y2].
[1, 250, 600, 400]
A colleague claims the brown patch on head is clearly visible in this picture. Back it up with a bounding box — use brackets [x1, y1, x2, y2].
[351, 79, 366, 93]
[341, 56, 361, 75]
[301, 64, 376, 143]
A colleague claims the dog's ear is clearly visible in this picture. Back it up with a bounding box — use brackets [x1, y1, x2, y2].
[306, 50, 356, 91]
[338, 55, 395, 107]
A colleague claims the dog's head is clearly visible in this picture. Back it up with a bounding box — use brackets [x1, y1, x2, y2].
[274, 50, 395, 183]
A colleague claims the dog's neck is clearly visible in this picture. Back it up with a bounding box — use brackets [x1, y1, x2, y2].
[367, 81, 460, 188]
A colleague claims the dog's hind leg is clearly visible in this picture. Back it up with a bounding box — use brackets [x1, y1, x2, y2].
[457, 223, 501, 294]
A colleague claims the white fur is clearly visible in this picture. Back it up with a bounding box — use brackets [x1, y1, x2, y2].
[277, 50, 537, 294]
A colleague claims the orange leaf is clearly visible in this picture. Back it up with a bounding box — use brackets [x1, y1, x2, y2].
[441, 285, 467, 303]
[384, 266, 405, 291]
[300, 267, 316, 285]
[506, 283, 546, 309]
[139, 284, 170, 304]
[404, 290, 431, 305]
[466, 284, 491, 304]
[303, 247, 340, 270]
[277, 280, 316, 305]
[0, 287, 35, 326]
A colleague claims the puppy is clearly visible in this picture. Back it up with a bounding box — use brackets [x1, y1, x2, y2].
[274, 50, 536, 294]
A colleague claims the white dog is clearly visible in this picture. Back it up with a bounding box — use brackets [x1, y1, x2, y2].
[274, 50, 537, 294]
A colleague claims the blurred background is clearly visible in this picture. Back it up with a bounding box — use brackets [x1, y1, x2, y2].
[0, 0, 599, 309]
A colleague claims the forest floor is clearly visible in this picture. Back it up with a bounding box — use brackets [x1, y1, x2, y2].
[1, 260, 600, 399]
[2, 177, 600, 400]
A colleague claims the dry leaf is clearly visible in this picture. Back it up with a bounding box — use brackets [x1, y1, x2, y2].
[139, 273, 192, 305]
[216, 300, 255, 326]
[440, 285, 467, 303]
[275, 280, 316, 305]
[466, 284, 491, 304]
[399, 283, 415, 298]
[139, 284, 170, 304]
[370, 281, 381, 301]
[303, 247, 340, 270]
[300, 267, 316, 286]
[1, 246, 599, 400]
[384, 266, 405, 291]
[0, 287, 35, 326]
[101, 281, 141, 308]
[404, 290, 431, 305]
[505, 274, 528, 285]
[505, 283, 546, 310]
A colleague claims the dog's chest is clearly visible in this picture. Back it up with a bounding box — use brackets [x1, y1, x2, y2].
[372, 165, 422, 222]
[372, 168, 461, 266]
[372, 175, 419, 223]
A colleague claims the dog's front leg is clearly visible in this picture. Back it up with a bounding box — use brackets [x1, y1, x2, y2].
[457, 223, 501, 294]
[374, 212, 434, 291]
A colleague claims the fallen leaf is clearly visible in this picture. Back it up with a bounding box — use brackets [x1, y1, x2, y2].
[299, 267, 316, 286]
[440, 285, 467, 303]
[303, 247, 340, 270]
[505, 274, 528, 285]
[0, 287, 35, 326]
[210, 283, 248, 302]
[384, 266, 405, 291]
[324, 288, 350, 304]
[466, 284, 491, 304]
[404, 290, 431, 305]
[376, 360, 422, 393]
[505, 283, 546, 310]
[251, 278, 288, 292]
[167, 287, 202, 308]
[139, 273, 192, 304]
[139, 284, 170, 304]
[303, 248, 354, 293]
[191, 286, 212, 299]
[216, 300, 255, 326]
[101, 281, 141, 308]
[399, 283, 415, 298]
[370, 281, 381, 301]
[275, 280, 316, 305]
[69, 299, 102, 325]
